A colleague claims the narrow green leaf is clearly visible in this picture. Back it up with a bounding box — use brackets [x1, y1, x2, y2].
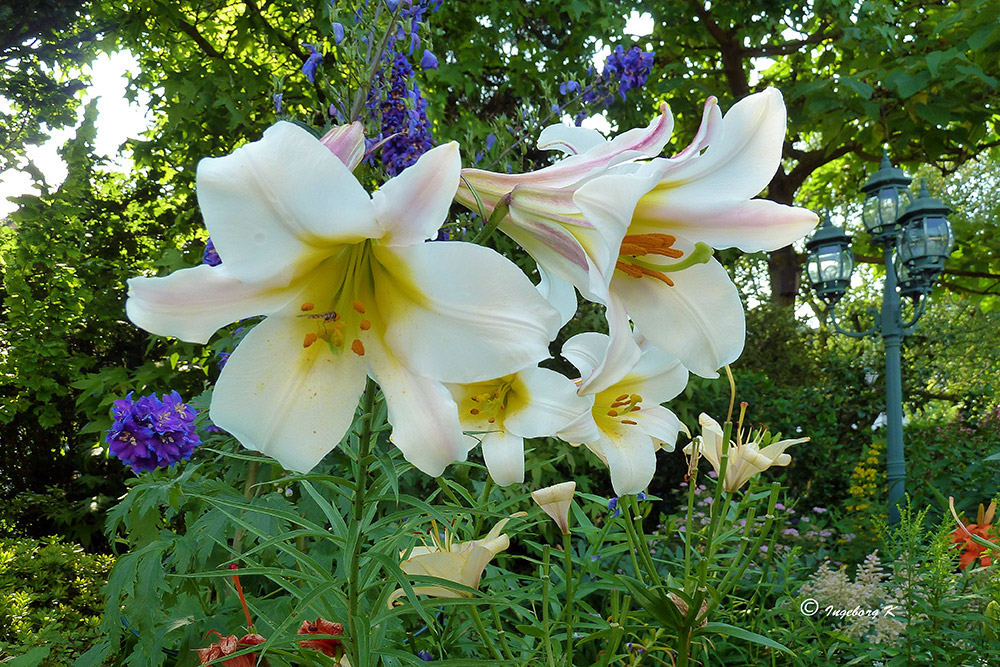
[697, 621, 794, 654]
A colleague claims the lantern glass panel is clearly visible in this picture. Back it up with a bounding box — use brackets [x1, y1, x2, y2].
[897, 224, 922, 263]
[923, 216, 953, 258]
[878, 188, 900, 228]
[862, 195, 881, 232]
[810, 244, 852, 283]
[894, 252, 912, 283]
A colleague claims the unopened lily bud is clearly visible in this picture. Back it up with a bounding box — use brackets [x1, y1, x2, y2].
[531, 481, 576, 535]
[319, 122, 366, 170]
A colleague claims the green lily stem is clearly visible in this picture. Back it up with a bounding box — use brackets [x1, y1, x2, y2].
[541, 546, 556, 667]
[491, 605, 515, 661]
[231, 460, 260, 555]
[620, 495, 662, 588]
[562, 530, 575, 667]
[596, 594, 631, 667]
[468, 603, 503, 661]
[347, 379, 379, 667]
[471, 192, 511, 245]
[683, 467, 698, 582]
[435, 476, 463, 506]
[717, 483, 781, 598]
[472, 477, 494, 538]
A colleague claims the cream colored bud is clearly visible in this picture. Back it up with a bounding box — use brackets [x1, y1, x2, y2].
[531, 481, 576, 535]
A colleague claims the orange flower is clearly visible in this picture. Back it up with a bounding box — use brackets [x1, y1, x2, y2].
[197, 631, 266, 667]
[950, 500, 998, 569]
[297, 617, 345, 658]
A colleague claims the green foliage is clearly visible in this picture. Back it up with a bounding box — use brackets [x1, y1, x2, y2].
[0, 537, 113, 663]
[0, 0, 100, 175]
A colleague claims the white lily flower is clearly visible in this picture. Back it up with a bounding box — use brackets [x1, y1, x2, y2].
[683, 413, 808, 493]
[531, 481, 576, 535]
[387, 516, 519, 606]
[446, 366, 593, 486]
[126, 122, 559, 476]
[457, 90, 817, 391]
[558, 331, 690, 495]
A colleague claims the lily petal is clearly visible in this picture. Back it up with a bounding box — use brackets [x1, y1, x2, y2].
[480, 431, 525, 486]
[535, 265, 578, 329]
[574, 294, 642, 395]
[613, 256, 745, 378]
[504, 367, 594, 438]
[651, 88, 786, 202]
[374, 142, 462, 246]
[366, 341, 478, 477]
[591, 428, 657, 496]
[631, 405, 687, 452]
[319, 121, 366, 170]
[209, 305, 367, 472]
[537, 124, 608, 156]
[197, 121, 381, 284]
[615, 341, 689, 405]
[632, 193, 819, 253]
[374, 242, 559, 383]
[126, 265, 298, 344]
[456, 105, 672, 202]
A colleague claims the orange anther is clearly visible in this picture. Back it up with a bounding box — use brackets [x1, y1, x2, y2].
[352, 300, 366, 314]
[616, 393, 630, 402]
[301, 302, 315, 311]
[615, 260, 644, 279]
[359, 319, 372, 330]
[607, 409, 619, 417]
[621, 419, 638, 425]
[637, 265, 675, 286]
[303, 333, 318, 348]
[470, 408, 480, 415]
[488, 417, 496, 424]
[351, 339, 365, 356]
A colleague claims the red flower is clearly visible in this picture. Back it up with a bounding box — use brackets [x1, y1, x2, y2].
[298, 617, 345, 657]
[952, 522, 994, 569]
[950, 501, 998, 569]
[197, 631, 266, 667]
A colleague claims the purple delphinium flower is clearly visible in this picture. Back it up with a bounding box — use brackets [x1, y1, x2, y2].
[419, 49, 438, 70]
[559, 80, 580, 95]
[202, 238, 221, 266]
[603, 45, 654, 100]
[417, 650, 434, 661]
[637, 491, 647, 501]
[302, 44, 323, 83]
[105, 392, 200, 473]
[360, 0, 443, 174]
[574, 44, 654, 115]
[272, 92, 283, 114]
[374, 53, 435, 175]
[608, 496, 620, 518]
[485, 132, 496, 150]
[332, 22, 345, 45]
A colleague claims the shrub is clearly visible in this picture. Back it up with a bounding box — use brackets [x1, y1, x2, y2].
[0, 537, 113, 663]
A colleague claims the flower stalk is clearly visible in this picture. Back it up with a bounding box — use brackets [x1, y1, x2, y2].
[347, 378, 379, 667]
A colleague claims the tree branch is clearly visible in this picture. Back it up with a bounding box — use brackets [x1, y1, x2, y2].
[688, 0, 750, 98]
[744, 21, 842, 58]
[176, 18, 224, 59]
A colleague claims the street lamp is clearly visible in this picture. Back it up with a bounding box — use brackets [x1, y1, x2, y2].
[804, 151, 954, 525]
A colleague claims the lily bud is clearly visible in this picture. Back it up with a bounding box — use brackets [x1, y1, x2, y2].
[531, 481, 576, 535]
[319, 122, 366, 170]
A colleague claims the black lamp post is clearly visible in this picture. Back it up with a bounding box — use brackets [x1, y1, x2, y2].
[804, 151, 954, 525]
